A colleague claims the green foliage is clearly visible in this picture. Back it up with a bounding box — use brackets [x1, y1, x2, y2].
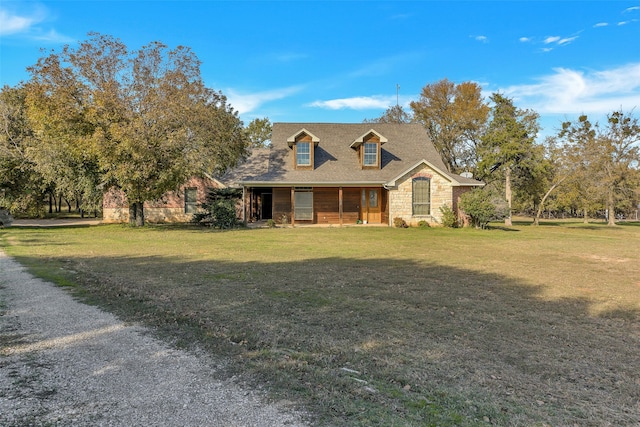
[266, 219, 276, 228]
[439, 205, 458, 228]
[459, 188, 508, 229]
[417, 219, 430, 228]
[192, 188, 242, 229]
[410, 79, 489, 174]
[24, 33, 248, 226]
[393, 217, 408, 228]
[245, 117, 272, 148]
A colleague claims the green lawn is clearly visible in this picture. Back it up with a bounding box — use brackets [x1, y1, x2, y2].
[1, 222, 639, 426]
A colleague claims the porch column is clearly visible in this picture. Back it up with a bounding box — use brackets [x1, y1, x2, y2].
[290, 187, 295, 227]
[339, 187, 343, 226]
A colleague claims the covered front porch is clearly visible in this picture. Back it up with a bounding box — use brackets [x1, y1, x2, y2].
[243, 186, 389, 226]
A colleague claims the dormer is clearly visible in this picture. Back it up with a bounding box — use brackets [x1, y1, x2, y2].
[287, 129, 320, 170]
[350, 129, 387, 169]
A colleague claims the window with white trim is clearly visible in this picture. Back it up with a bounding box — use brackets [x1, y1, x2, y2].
[363, 142, 378, 166]
[412, 177, 430, 216]
[185, 188, 198, 214]
[296, 142, 311, 166]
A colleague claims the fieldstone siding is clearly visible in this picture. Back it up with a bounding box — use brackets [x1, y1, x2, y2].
[389, 164, 454, 226]
[102, 176, 219, 223]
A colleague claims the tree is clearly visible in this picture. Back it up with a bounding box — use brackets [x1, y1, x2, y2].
[477, 93, 540, 226]
[555, 112, 639, 225]
[364, 105, 413, 124]
[0, 85, 46, 215]
[26, 33, 248, 226]
[410, 79, 489, 174]
[245, 117, 272, 147]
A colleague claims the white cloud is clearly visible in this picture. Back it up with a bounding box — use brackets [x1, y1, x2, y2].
[593, 22, 609, 28]
[623, 6, 640, 13]
[308, 96, 392, 110]
[0, 6, 73, 43]
[225, 86, 303, 114]
[557, 36, 578, 45]
[519, 37, 532, 42]
[501, 63, 640, 115]
[473, 35, 488, 43]
[0, 9, 40, 35]
[543, 36, 561, 44]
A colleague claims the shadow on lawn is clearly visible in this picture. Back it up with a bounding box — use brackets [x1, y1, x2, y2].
[10, 251, 640, 426]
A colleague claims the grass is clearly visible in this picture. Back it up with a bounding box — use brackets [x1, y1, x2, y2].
[1, 221, 639, 426]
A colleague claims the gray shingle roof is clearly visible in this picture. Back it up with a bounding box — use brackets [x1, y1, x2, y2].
[221, 123, 482, 187]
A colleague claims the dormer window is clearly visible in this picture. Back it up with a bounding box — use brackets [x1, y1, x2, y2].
[287, 128, 320, 170]
[363, 142, 378, 166]
[350, 129, 387, 169]
[297, 141, 311, 166]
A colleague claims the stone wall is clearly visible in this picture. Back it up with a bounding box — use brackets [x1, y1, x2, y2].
[388, 164, 454, 226]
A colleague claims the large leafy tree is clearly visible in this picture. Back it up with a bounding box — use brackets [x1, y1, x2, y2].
[477, 93, 540, 226]
[0, 85, 46, 215]
[410, 79, 489, 174]
[26, 33, 248, 225]
[557, 112, 640, 225]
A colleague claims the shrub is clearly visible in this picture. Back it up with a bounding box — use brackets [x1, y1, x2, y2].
[439, 205, 457, 228]
[266, 219, 276, 228]
[193, 188, 242, 229]
[417, 220, 430, 228]
[459, 188, 508, 229]
[393, 217, 408, 228]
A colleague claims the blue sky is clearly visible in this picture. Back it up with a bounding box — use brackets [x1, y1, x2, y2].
[1, 1, 639, 138]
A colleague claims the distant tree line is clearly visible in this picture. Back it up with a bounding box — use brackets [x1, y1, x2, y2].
[365, 79, 639, 226]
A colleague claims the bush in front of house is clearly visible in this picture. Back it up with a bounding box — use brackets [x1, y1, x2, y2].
[192, 188, 242, 229]
[393, 217, 408, 228]
[459, 188, 508, 229]
[439, 205, 458, 228]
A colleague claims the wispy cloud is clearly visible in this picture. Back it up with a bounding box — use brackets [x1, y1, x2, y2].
[472, 35, 488, 43]
[0, 6, 73, 43]
[617, 19, 638, 26]
[593, 22, 609, 28]
[308, 96, 393, 110]
[519, 37, 532, 43]
[501, 63, 640, 115]
[623, 6, 640, 13]
[226, 86, 304, 114]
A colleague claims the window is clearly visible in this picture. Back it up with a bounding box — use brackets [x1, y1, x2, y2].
[296, 142, 311, 166]
[185, 188, 198, 214]
[294, 189, 313, 220]
[412, 178, 430, 216]
[363, 142, 377, 166]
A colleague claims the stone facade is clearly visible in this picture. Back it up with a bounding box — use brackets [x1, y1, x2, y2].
[389, 164, 454, 226]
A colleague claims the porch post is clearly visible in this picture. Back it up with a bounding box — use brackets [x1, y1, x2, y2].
[339, 187, 343, 226]
[290, 187, 295, 227]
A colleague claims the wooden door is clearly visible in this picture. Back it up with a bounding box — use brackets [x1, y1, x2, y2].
[360, 188, 381, 223]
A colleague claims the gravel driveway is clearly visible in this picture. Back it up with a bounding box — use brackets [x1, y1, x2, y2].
[0, 249, 308, 426]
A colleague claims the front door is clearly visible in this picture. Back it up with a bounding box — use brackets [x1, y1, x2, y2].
[361, 188, 381, 223]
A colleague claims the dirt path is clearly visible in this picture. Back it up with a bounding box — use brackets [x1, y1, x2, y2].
[0, 249, 307, 426]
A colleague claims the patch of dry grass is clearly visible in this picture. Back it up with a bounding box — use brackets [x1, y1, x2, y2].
[2, 222, 639, 426]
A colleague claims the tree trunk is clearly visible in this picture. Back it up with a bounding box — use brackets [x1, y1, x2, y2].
[129, 204, 137, 226]
[583, 206, 589, 223]
[534, 177, 567, 226]
[504, 165, 512, 226]
[135, 202, 145, 227]
[607, 191, 616, 226]
[49, 193, 53, 214]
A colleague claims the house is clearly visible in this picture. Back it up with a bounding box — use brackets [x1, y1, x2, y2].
[222, 123, 483, 226]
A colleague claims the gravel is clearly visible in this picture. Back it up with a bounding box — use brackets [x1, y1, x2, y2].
[0, 249, 309, 426]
